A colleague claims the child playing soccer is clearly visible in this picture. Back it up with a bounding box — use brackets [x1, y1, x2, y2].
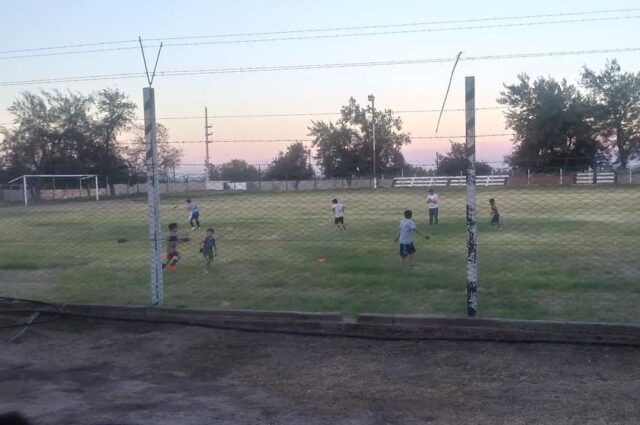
[394, 209, 429, 266]
[331, 198, 346, 230]
[186, 199, 200, 231]
[489, 198, 501, 229]
[163, 222, 180, 271]
[199, 228, 217, 274]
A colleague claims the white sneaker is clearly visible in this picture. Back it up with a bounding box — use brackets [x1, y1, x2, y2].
[203, 268, 208, 274]
[191, 227, 197, 231]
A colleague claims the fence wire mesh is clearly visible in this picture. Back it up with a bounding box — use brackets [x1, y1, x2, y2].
[1, 168, 638, 322]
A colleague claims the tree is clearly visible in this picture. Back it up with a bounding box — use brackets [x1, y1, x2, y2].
[124, 123, 183, 181]
[498, 74, 605, 172]
[82, 89, 136, 194]
[0, 89, 135, 197]
[436, 141, 493, 176]
[307, 121, 357, 183]
[210, 159, 260, 181]
[308, 97, 411, 183]
[264, 142, 314, 188]
[401, 163, 431, 177]
[581, 60, 640, 169]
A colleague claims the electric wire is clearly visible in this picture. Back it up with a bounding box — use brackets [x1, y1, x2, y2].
[1, 7, 638, 58]
[1, 47, 638, 87]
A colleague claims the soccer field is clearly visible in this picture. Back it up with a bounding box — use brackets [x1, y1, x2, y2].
[1, 186, 638, 322]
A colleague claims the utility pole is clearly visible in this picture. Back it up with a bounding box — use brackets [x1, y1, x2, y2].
[204, 107, 212, 186]
[368, 94, 376, 189]
[138, 36, 164, 305]
[465, 76, 477, 317]
[144, 87, 163, 305]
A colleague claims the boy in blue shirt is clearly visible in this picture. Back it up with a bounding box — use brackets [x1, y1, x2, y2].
[394, 210, 429, 266]
[200, 228, 217, 274]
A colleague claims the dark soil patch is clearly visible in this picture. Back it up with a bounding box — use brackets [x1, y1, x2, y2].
[1, 317, 639, 424]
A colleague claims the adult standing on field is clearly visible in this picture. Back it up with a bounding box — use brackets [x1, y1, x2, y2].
[426, 188, 439, 225]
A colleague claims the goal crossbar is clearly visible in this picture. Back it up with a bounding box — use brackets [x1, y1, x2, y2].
[8, 174, 97, 181]
[8, 174, 99, 206]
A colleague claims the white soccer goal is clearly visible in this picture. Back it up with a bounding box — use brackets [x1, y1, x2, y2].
[7, 174, 99, 207]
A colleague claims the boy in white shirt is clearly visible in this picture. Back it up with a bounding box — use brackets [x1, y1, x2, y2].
[186, 199, 200, 231]
[426, 188, 439, 225]
[331, 199, 346, 231]
[394, 209, 429, 266]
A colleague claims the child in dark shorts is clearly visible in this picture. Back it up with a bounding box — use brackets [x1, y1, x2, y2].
[186, 199, 200, 231]
[394, 209, 429, 266]
[200, 228, 217, 274]
[489, 198, 501, 229]
[331, 199, 346, 231]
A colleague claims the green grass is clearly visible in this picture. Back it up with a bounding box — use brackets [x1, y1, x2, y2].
[0, 186, 639, 322]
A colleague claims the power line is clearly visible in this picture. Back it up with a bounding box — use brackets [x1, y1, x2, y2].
[147, 106, 505, 121]
[0, 107, 505, 125]
[1, 47, 638, 87]
[162, 16, 640, 48]
[2, 14, 638, 61]
[0, 38, 138, 55]
[0, 106, 505, 126]
[2, 7, 637, 56]
[411, 133, 512, 139]
[154, 8, 640, 40]
[115, 133, 513, 145]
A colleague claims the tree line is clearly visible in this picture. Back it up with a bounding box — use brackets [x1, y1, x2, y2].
[3, 60, 637, 193]
[210, 97, 494, 184]
[0, 89, 183, 197]
[499, 60, 640, 171]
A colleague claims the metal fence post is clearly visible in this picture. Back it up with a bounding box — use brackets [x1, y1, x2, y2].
[465, 76, 478, 317]
[143, 87, 164, 305]
[23, 175, 28, 207]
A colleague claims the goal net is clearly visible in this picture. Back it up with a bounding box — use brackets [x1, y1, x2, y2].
[7, 174, 100, 206]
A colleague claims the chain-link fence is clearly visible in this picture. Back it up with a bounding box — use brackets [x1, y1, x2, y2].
[7, 166, 636, 200]
[1, 167, 638, 322]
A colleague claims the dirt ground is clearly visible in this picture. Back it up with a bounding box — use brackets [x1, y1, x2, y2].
[1, 316, 639, 425]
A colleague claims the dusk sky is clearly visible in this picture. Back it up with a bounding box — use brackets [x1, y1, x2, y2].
[1, 0, 639, 173]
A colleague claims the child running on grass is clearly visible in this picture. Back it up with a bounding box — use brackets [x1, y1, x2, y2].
[394, 209, 429, 267]
[163, 222, 180, 271]
[331, 198, 346, 231]
[186, 199, 200, 231]
[200, 228, 217, 274]
[489, 198, 502, 229]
